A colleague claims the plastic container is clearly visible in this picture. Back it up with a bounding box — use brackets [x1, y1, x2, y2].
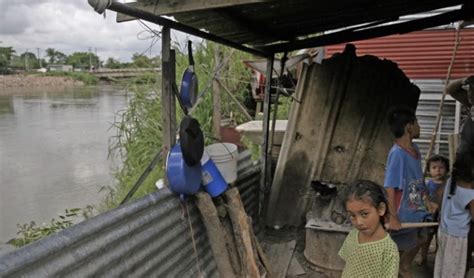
[206, 143, 238, 184]
[166, 144, 202, 196]
[200, 150, 228, 197]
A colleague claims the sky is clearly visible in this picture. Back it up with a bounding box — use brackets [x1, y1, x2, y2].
[0, 0, 190, 62]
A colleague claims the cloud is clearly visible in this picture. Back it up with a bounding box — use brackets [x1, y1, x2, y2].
[0, 0, 173, 62]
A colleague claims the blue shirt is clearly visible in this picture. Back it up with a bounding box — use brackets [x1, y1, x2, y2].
[426, 179, 443, 200]
[440, 178, 474, 238]
[384, 144, 428, 223]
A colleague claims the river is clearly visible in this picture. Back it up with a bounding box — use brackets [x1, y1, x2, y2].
[0, 85, 127, 243]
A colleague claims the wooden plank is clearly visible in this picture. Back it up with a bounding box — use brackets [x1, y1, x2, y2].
[263, 240, 296, 278]
[117, 0, 270, 22]
[287, 255, 305, 277]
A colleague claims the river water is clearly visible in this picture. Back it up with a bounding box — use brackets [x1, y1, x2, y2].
[0, 85, 127, 243]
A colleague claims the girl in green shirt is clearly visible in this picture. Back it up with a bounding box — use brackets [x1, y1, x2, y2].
[339, 180, 399, 278]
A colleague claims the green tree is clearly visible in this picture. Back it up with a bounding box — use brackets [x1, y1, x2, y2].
[0, 47, 16, 73]
[67, 52, 99, 70]
[45, 48, 67, 64]
[131, 53, 152, 68]
[20, 52, 39, 69]
[104, 57, 122, 69]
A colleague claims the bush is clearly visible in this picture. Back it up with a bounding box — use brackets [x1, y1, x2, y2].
[44, 71, 98, 85]
[6, 207, 94, 248]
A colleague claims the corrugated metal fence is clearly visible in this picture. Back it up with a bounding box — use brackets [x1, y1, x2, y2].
[413, 79, 459, 159]
[0, 151, 260, 278]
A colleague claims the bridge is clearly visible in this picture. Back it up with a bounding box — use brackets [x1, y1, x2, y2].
[91, 68, 161, 79]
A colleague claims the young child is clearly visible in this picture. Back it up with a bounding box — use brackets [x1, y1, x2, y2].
[419, 155, 449, 266]
[434, 152, 474, 278]
[339, 180, 399, 278]
[383, 107, 437, 278]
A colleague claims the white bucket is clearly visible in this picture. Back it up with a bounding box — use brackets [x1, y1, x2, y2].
[206, 143, 238, 184]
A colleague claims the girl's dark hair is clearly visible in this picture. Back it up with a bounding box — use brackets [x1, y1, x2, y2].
[387, 106, 417, 138]
[427, 154, 450, 174]
[344, 180, 388, 223]
[449, 152, 474, 197]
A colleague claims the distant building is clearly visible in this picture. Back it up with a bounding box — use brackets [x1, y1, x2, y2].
[47, 64, 73, 72]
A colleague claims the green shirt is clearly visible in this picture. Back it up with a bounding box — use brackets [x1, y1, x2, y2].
[339, 229, 399, 278]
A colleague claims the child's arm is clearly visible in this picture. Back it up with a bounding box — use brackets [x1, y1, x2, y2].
[435, 185, 445, 206]
[424, 194, 439, 214]
[385, 188, 401, 231]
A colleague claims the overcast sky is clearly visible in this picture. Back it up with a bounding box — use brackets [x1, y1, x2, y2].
[0, 0, 191, 62]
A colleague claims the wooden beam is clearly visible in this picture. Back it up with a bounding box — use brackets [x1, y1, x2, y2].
[215, 8, 282, 42]
[260, 55, 274, 219]
[161, 27, 177, 186]
[108, 1, 270, 58]
[117, 0, 270, 22]
[213, 49, 222, 141]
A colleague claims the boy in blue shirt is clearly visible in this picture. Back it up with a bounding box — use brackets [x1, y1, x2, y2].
[384, 107, 437, 278]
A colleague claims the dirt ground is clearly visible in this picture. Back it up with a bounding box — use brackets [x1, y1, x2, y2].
[260, 227, 474, 278]
[0, 74, 84, 94]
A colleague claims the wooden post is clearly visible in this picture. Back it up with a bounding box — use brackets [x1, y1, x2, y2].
[260, 55, 274, 220]
[213, 48, 222, 140]
[161, 27, 176, 185]
[195, 192, 237, 278]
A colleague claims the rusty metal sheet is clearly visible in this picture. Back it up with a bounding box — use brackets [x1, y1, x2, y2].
[326, 29, 474, 79]
[266, 45, 420, 226]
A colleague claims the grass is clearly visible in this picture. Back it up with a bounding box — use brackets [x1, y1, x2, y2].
[104, 40, 255, 208]
[43, 71, 98, 85]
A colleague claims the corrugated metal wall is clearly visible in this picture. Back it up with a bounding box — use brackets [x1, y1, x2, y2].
[326, 28, 474, 79]
[413, 79, 459, 159]
[0, 151, 260, 278]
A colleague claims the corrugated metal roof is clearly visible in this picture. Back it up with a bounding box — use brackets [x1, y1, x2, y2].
[0, 151, 260, 277]
[325, 28, 474, 79]
[116, 0, 467, 54]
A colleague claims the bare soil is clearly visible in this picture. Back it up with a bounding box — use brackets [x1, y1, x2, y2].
[0, 74, 84, 95]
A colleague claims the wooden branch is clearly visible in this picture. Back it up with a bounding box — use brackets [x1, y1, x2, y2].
[195, 192, 236, 278]
[216, 79, 253, 121]
[216, 199, 243, 276]
[225, 187, 260, 277]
